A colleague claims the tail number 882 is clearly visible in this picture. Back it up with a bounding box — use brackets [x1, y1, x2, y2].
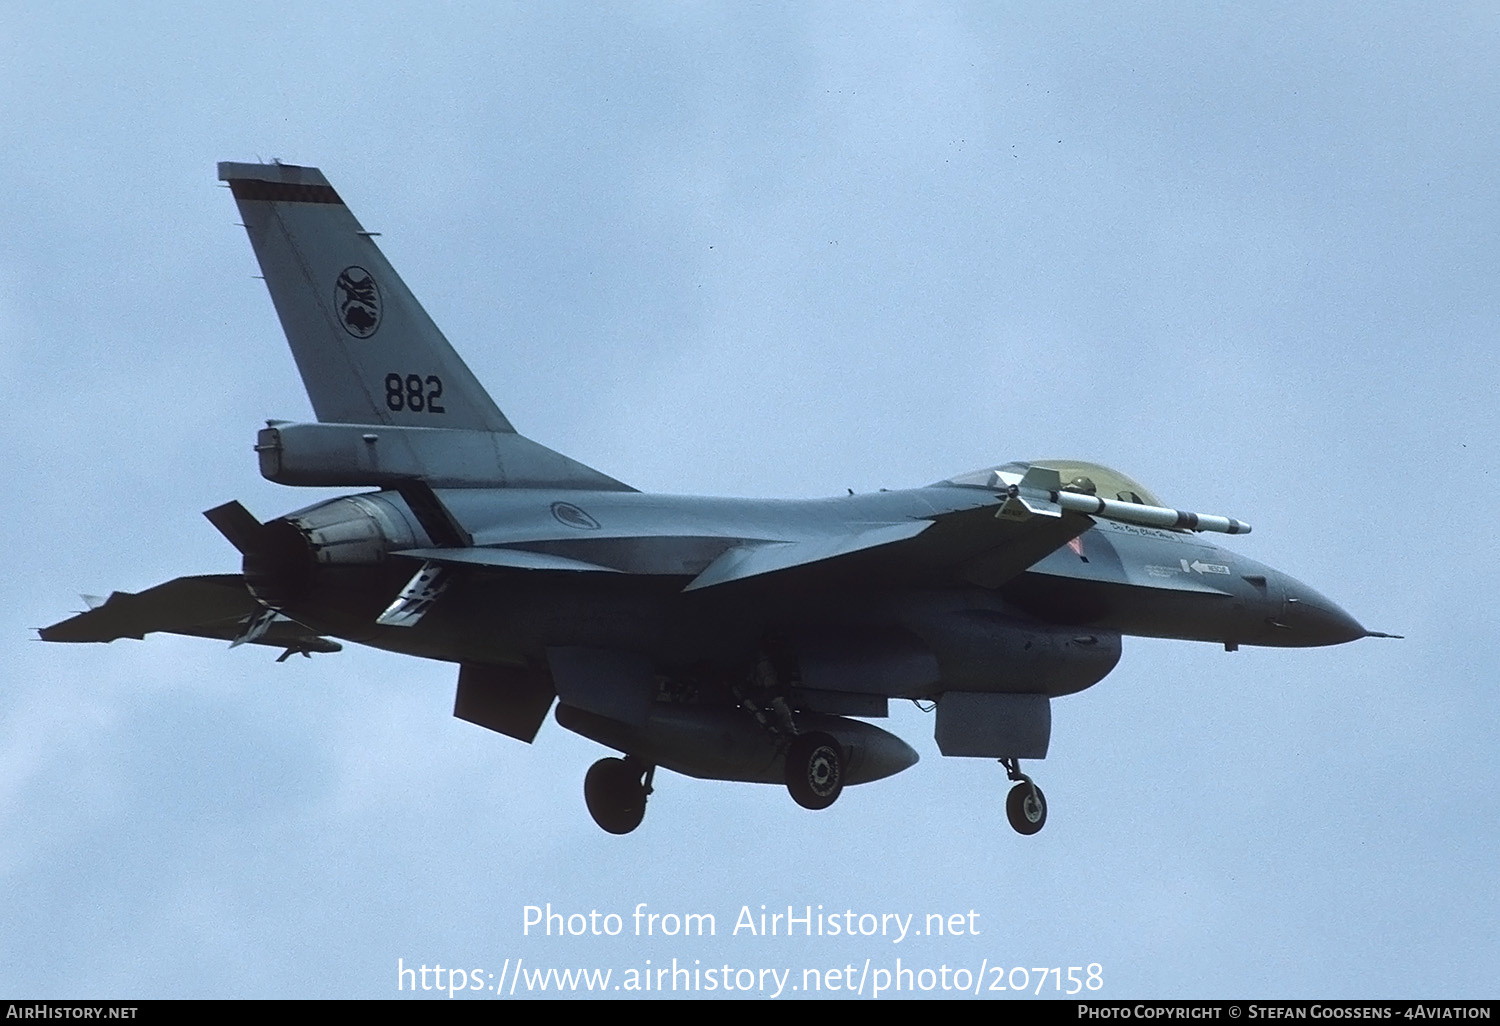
[385, 373, 445, 414]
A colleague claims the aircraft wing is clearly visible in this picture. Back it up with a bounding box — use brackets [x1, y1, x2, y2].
[371, 481, 1104, 595]
[683, 521, 931, 591]
[38, 574, 342, 656]
[917, 499, 1099, 589]
[389, 508, 1091, 594]
[666, 482, 1103, 591]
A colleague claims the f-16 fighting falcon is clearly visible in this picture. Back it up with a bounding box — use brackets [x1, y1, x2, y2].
[40, 162, 1395, 836]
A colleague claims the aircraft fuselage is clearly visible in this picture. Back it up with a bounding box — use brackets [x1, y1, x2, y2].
[252, 484, 1362, 707]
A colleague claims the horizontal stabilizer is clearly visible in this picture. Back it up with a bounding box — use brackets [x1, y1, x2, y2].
[38, 575, 341, 655]
[683, 521, 930, 592]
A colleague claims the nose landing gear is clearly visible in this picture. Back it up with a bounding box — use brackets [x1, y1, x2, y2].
[1001, 757, 1047, 835]
[584, 756, 654, 835]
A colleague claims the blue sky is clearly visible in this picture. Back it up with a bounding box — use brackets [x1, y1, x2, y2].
[2, 3, 1495, 998]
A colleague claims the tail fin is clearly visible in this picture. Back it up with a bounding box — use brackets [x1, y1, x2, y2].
[219, 161, 513, 433]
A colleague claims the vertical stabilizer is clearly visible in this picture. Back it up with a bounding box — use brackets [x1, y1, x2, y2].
[219, 161, 513, 433]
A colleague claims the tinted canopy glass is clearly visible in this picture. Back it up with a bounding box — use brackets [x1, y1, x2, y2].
[943, 459, 1165, 507]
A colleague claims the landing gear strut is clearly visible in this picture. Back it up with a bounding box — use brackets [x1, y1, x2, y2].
[739, 645, 848, 813]
[584, 756, 654, 835]
[1001, 757, 1047, 835]
[785, 731, 845, 810]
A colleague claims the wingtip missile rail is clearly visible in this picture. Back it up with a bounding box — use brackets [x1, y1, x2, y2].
[990, 467, 1252, 536]
[1047, 489, 1252, 535]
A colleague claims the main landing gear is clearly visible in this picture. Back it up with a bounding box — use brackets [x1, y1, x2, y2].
[785, 731, 845, 810]
[578, 647, 851, 833]
[739, 646, 848, 813]
[584, 756, 654, 835]
[1001, 757, 1047, 835]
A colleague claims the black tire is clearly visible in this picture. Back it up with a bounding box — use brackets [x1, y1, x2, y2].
[584, 757, 647, 835]
[786, 732, 845, 810]
[1005, 781, 1047, 835]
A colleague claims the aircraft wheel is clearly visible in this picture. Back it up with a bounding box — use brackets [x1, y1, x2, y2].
[584, 757, 647, 835]
[1005, 781, 1047, 835]
[786, 732, 844, 810]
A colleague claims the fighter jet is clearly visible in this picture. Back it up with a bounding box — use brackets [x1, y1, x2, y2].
[40, 162, 1393, 836]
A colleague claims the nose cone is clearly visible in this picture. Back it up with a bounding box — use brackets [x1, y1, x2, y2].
[1276, 573, 1367, 647]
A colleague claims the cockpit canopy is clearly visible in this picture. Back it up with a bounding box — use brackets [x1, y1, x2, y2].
[943, 459, 1165, 507]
